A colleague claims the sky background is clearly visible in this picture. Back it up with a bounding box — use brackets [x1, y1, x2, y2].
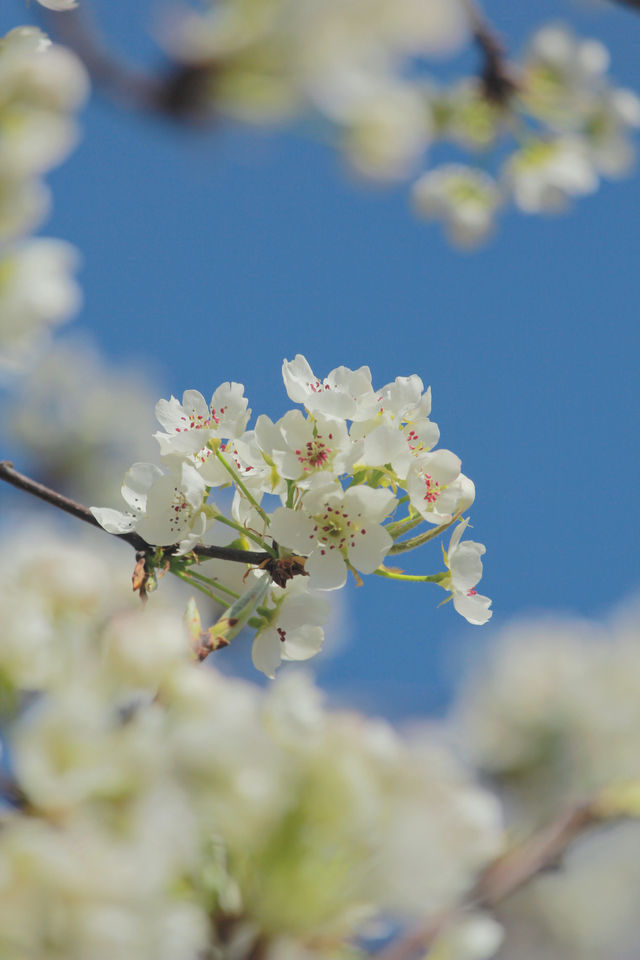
[2, 0, 640, 717]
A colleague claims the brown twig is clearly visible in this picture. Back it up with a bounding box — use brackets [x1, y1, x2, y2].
[609, 0, 640, 11]
[0, 460, 271, 566]
[43, 7, 215, 122]
[463, 0, 518, 104]
[375, 801, 602, 960]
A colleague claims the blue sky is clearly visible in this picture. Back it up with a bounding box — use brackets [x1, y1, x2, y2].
[3, 0, 640, 716]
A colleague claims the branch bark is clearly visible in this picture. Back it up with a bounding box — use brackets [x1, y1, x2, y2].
[375, 801, 603, 960]
[0, 460, 271, 566]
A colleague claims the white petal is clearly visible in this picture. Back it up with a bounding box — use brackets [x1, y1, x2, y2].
[270, 507, 316, 552]
[121, 462, 163, 512]
[251, 629, 282, 678]
[453, 590, 493, 625]
[348, 524, 393, 573]
[90, 507, 137, 534]
[282, 625, 324, 661]
[306, 549, 347, 590]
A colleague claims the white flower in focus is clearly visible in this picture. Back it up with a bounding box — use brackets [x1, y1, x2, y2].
[255, 410, 359, 485]
[252, 579, 329, 678]
[442, 519, 492, 625]
[412, 165, 502, 248]
[351, 374, 440, 479]
[406, 449, 474, 524]
[154, 383, 250, 458]
[505, 137, 598, 213]
[270, 479, 396, 589]
[0, 239, 80, 374]
[282, 354, 378, 422]
[91, 461, 210, 553]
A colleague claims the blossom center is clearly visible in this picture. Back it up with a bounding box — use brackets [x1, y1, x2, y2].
[295, 434, 334, 472]
[421, 472, 440, 504]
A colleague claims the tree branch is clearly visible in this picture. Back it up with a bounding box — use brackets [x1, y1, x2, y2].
[0, 460, 271, 566]
[375, 801, 603, 960]
[463, 0, 518, 104]
[609, 0, 640, 11]
[43, 7, 215, 121]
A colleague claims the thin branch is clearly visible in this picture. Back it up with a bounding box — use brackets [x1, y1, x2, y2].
[609, 0, 640, 11]
[375, 801, 603, 960]
[43, 7, 215, 121]
[0, 461, 270, 566]
[463, 0, 518, 104]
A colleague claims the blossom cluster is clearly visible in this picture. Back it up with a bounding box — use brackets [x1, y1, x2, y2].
[0, 26, 87, 374]
[452, 608, 640, 960]
[0, 525, 503, 960]
[165, 6, 639, 247]
[92, 356, 491, 677]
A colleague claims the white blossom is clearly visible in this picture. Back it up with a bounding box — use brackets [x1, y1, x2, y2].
[270, 478, 396, 589]
[441, 518, 492, 625]
[412, 165, 502, 248]
[91, 460, 210, 553]
[0, 239, 81, 374]
[282, 354, 378, 422]
[504, 136, 598, 213]
[154, 383, 250, 458]
[251, 578, 329, 678]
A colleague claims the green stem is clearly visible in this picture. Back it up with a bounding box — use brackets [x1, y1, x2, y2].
[213, 512, 276, 557]
[374, 567, 447, 584]
[389, 515, 460, 555]
[187, 569, 240, 600]
[386, 513, 423, 540]
[215, 449, 271, 528]
[173, 568, 230, 604]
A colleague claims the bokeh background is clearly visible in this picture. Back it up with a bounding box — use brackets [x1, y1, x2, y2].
[2, 0, 639, 716]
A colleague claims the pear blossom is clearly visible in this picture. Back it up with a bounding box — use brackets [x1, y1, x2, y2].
[255, 409, 360, 485]
[412, 165, 502, 248]
[282, 355, 378, 422]
[341, 83, 432, 181]
[36, 0, 78, 8]
[154, 383, 250, 458]
[504, 136, 598, 213]
[441, 519, 492, 625]
[350, 374, 440, 478]
[0, 28, 89, 180]
[406, 449, 475, 524]
[270, 479, 396, 590]
[0, 239, 81, 374]
[251, 579, 329, 678]
[91, 460, 210, 553]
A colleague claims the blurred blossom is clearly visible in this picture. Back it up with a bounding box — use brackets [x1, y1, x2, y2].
[448, 605, 640, 960]
[493, 823, 640, 960]
[0, 26, 88, 371]
[0, 240, 81, 376]
[0, 522, 182, 695]
[430, 913, 505, 960]
[412, 165, 502, 248]
[6, 337, 161, 503]
[35, 0, 79, 9]
[0, 523, 503, 958]
[454, 611, 640, 817]
[503, 137, 598, 213]
[166, 0, 468, 177]
[434, 80, 504, 150]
